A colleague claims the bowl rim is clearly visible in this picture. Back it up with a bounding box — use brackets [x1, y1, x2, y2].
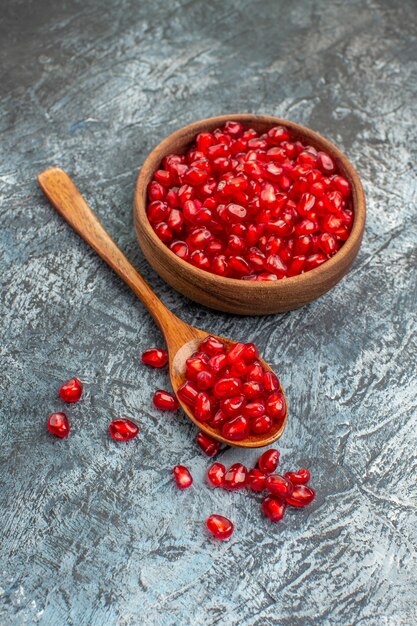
[134, 113, 366, 290]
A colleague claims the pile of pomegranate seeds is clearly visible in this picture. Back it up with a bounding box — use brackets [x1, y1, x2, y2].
[177, 336, 285, 439]
[59, 377, 83, 402]
[147, 121, 353, 280]
[205, 448, 315, 528]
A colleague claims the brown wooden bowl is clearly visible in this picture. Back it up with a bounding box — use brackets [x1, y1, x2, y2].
[134, 114, 365, 315]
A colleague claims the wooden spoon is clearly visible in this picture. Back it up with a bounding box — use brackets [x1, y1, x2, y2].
[38, 168, 287, 448]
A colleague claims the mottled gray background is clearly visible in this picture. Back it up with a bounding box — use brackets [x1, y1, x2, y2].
[1, 0, 416, 624]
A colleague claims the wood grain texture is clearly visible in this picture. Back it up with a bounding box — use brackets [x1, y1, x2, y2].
[38, 168, 287, 448]
[1, 1, 416, 625]
[134, 114, 366, 315]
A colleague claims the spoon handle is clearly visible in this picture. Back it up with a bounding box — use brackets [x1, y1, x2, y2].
[38, 167, 180, 335]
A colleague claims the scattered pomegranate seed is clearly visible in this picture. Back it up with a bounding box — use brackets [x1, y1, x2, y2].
[47, 412, 70, 438]
[286, 484, 316, 507]
[265, 474, 294, 498]
[108, 418, 139, 441]
[258, 449, 280, 474]
[207, 462, 226, 487]
[285, 468, 311, 485]
[141, 348, 168, 368]
[153, 390, 179, 411]
[261, 496, 287, 522]
[206, 514, 234, 540]
[247, 468, 267, 491]
[173, 465, 193, 489]
[147, 122, 353, 280]
[196, 431, 220, 456]
[59, 378, 83, 403]
[224, 463, 248, 490]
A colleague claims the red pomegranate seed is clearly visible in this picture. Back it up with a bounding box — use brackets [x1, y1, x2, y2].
[263, 371, 279, 392]
[227, 342, 246, 364]
[261, 495, 286, 522]
[224, 463, 248, 490]
[251, 414, 273, 434]
[222, 415, 250, 440]
[47, 412, 70, 438]
[247, 468, 267, 491]
[246, 362, 264, 382]
[200, 335, 225, 356]
[59, 378, 83, 403]
[196, 431, 220, 456]
[286, 484, 316, 507]
[266, 391, 286, 420]
[210, 409, 228, 429]
[208, 353, 228, 373]
[206, 514, 234, 540]
[170, 240, 189, 259]
[108, 418, 139, 441]
[213, 377, 242, 398]
[242, 380, 264, 399]
[196, 370, 215, 390]
[194, 391, 213, 422]
[285, 468, 311, 485]
[266, 474, 294, 498]
[243, 401, 265, 419]
[153, 390, 179, 411]
[177, 381, 198, 406]
[207, 462, 226, 487]
[258, 449, 280, 474]
[221, 394, 246, 416]
[141, 348, 168, 368]
[173, 465, 193, 489]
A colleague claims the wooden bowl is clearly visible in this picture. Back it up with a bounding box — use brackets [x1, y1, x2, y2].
[134, 114, 365, 315]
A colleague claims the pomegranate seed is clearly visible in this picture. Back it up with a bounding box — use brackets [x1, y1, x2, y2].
[108, 418, 139, 441]
[210, 409, 229, 429]
[246, 362, 264, 382]
[47, 412, 70, 438]
[196, 431, 220, 456]
[177, 381, 198, 406]
[153, 390, 179, 411]
[286, 484, 316, 507]
[222, 415, 250, 441]
[206, 514, 234, 540]
[172, 465, 193, 489]
[258, 449, 280, 473]
[251, 414, 273, 434]
[242, 380, 264, 399]
[263, 371, 279, 392]
[196, 370, 215, 390]
[59, 378, 83, 403]
[224, 463, 248, 490]
[285, 468, 311, 485]
[221, 394, 246, 416]
[141, 348, 168, 368]
[261, 495, 286, 522]
[170, 240, 189, 260]
[200, 335, 225, 356]
[208, 353, 228, 373]
[247, 468, 267, 491]
[243, 400, 265, 419]
[266, 391, 286, 419]
[194, 391, 213, 422]
[207, 462, 226, 487]
[227, 342, 246, 364]
[266, 474, 294, 498]
[213, 377, 242, 398]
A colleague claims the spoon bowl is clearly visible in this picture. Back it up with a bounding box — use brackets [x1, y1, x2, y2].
[38, 168, 287, 448]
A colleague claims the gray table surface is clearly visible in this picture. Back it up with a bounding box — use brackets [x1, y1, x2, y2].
[1, 0, 416, 624]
